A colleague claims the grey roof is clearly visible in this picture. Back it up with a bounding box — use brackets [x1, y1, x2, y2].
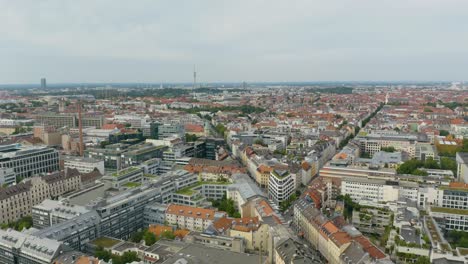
[0, 229, 62, 262]
[275, 238, 307, 264]
[340, 241, 371, 264]
[158, 240, 260, 264]
[457, 152, 468, 164]
[399, 225, 421, 245]
[229, 173, 265, 201]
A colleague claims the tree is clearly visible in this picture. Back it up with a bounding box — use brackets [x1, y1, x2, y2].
[185, 133, 199, 142]
[414, 257, 431, 264]
[424, 157, 440, 169]
[120, 251, 140, 264]
[130, 229, 146, 243]
[161, 230, 176, 240]
[439, 130, 450, 137]
[381, 146, 396, 152]
[95, 247, 112, 262]
[412, 169, 428, 176]
[254, 139, 266, 146]
[441, 157, 457, 175]
[144, 231, 157, 246]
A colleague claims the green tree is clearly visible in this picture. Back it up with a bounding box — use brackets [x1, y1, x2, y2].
[161, 230, 176, 240]
[120, 251, 140, 264]
[412, 169, 428, 176]
[144, 231, 157, 246]
[130, 229, 146, 243]
[439, 130, 450, 137]
[185, 133, 199, 142]
[95, 247, 112, 262]
[381, 146, 396, 152]
[424, 157, 440, 169]
[441, 157, 457, 175]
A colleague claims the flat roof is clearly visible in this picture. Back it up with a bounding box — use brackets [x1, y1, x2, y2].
[160, 242, 260, 264]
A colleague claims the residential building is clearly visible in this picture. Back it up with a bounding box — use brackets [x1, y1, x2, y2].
[0, 169, 82, 224]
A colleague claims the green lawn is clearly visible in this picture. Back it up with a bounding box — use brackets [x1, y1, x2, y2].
[123, 182, 141, 188]
[91, 237, 121, 248]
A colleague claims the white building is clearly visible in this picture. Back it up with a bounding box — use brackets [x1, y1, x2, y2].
[63, 156, 105, 175]
[268, 169, 295, 204]
[341, 177, 418, 203]
[456, 152, 468, 183]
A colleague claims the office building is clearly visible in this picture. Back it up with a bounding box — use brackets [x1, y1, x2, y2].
[158, 123, 185, 139]
[0, 229, 63, 264]
[341, 177, 418, 203]
[268, 169, 295, 204]
[0, 144, 59, 185]
[456, 152, 468, 183]
[32, 199, 90, 229]
[36, 113, 104, 128]
[63, 156, 105, 174]
[32, 211, 101, 251]
[41, 78, 47, 89]
[0, 168, 15, 186]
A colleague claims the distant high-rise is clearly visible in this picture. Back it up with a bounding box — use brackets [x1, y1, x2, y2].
[41, 78, 47, 89]
[193, 65, 197, 91]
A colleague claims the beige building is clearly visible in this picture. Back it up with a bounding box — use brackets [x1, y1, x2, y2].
[165, 204, 225, 231]
[0, 168, 82, 224]
[213, 216, 270, 252]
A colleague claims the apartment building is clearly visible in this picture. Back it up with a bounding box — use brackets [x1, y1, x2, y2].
[165, 204, 225, 231]
[0, 169, 82, 224]
[268, 169, 296, 204]
[293, 197, 388, 264]
[0, 144, 59, 185]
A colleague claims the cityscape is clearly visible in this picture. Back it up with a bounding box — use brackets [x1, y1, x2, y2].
[1, 2, 468, 264]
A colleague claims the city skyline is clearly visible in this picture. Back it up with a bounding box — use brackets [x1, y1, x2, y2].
[2, 0, 468, 84]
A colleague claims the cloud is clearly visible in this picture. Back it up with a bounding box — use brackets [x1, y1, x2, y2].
[0, 0, 468, 83]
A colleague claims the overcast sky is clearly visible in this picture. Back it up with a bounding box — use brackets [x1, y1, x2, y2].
[1, 0, 468, 84]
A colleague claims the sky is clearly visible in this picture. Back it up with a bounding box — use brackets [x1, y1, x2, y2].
[1, 0, 468, 84]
